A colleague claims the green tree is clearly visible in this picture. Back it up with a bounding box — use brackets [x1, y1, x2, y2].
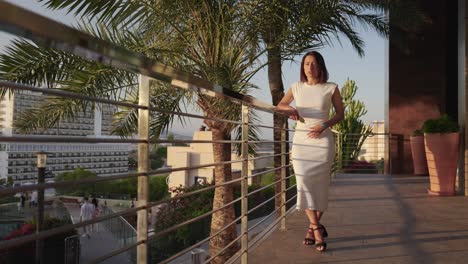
[331, 79, 373, 168]
[149, 176, 169, 201]
[55, 168, 98, 196]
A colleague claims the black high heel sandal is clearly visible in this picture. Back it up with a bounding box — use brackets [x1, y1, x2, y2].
[313, 226, 327, 252]
[320, 224, 328, 238]
[303, 228, 315, 245]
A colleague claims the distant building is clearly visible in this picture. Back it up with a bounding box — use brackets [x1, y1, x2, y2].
[166, 131, 273, 194]
[0, 91, 129, 183]
[358, 121, 385, 161]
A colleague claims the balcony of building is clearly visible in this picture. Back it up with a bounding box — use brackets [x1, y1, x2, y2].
[0, 2, 468, 264]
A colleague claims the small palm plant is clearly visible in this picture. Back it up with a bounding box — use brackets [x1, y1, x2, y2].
[330, 79, 373, 171]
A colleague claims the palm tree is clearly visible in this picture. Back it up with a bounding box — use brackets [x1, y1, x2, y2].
[0, 1, 261, 263]
[1, 1, 429, 262]
[240, 0, 429, 211]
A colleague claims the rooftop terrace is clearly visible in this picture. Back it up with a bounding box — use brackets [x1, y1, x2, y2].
[247, 173, 468, 264]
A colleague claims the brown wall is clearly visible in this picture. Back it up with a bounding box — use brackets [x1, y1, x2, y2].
[389, 0, 459, 174]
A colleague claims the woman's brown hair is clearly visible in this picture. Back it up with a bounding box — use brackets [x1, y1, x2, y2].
[300, 51, 329, 83]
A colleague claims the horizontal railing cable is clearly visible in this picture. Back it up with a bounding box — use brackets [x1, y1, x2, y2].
[284, 174, 296, 181]
[285, 194, 298, 204]
[247, 206, 293, 251]
[0, 136, 246, 145]
[147, 158, 245, 176]
[88, 240, 144, 264]
[0, 136, 144, 144]
[247, 152, 291, 162]
[158, 215, 243, 264]
[247, 192, 282, 215]
[254, 124, 295, 132]
[249, 140, 292, 144]
[286, 184, 298, 192]
[1, 81, 245, 125]
[147, 177, 244, 208]
[203, 232, 244, 264]
[247, 202, 284, 233]
[247, 164, 292, 180]
[147, 197, 242, 243]
[0, 205, 145, 250]
[0, 81, 145, 109]
[247, 178, 283, 197]
[0, 158, 246, 197]
[150, 139, 243, 144]
[0, 172, 147, 196]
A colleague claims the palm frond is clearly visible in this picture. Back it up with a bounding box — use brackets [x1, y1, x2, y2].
[233, 110, 262, 157]
[75, 21, 148, 53]
[14, 96, 86, 134]
[111, 81, 190, 139]
[0, 39, 86, 88]
[39, 0, 152, 29]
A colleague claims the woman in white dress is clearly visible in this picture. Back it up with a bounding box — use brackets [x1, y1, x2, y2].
[277, 51, 344, 252]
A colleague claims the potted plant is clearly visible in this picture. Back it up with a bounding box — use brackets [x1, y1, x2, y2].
[422, 114, 460, 196]
[410, 128, 428, 175]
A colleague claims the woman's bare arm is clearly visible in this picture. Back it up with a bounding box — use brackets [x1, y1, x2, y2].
[325, 86, 344, 127]
[276, 89, 300, 120]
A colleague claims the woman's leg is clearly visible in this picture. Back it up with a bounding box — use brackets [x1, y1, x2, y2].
[306, 209, 325, 251]
[303, 209, 316, 244]
[304, 209, 320, 239]
[316, 211, 323, 222]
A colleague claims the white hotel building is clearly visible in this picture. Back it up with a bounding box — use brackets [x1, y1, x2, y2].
[0, 91, 129, 183]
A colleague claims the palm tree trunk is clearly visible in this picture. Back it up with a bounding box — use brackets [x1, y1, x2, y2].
[267, 44, 291, 213]
[209, 128, 239, 264]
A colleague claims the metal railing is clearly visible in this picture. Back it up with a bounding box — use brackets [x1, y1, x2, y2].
[334, 132, 391, 175]
[64, 235, 80, 264]
[100, 206, 137, 263]
[0, 2, 295, 264]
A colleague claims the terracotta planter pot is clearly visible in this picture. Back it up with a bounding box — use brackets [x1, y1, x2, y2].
[424, 132, 459, 196]
[410, 135, 428, 175]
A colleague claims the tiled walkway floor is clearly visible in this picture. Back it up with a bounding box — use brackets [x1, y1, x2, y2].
[248, 174, 468, 264]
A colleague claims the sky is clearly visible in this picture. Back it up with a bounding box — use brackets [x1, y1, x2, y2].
[0, 0, 386, 138]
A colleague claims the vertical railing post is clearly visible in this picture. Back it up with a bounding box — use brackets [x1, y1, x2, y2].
[36, 167, 45, 264]
[384, 134, 391, 175]
[137, 74, 150, 263]
[280, 117, 287, 230]
[240, 104, 249, 264]
[338, 133, 343, 173]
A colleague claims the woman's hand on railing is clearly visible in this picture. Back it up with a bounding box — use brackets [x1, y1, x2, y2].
[276, 106, 300, 121]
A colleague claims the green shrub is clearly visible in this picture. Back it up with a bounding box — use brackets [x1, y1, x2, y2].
[149, 181, 282, 262]
[55, 168, 169, 201]
[413, 129, 423, 136]
[422, 114, 459, 134]
[149, 176, 169, 201]
[149, 184, 214, 263]
[260, 171, 275, 186]
[331, 79, 373, 168]
[55, 168, 98, 196]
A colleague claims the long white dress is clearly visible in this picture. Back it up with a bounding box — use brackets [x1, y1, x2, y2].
[291, 81, 337, 212]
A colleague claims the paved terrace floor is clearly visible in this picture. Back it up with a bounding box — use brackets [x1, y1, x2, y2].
[248, 173, 468, 264]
